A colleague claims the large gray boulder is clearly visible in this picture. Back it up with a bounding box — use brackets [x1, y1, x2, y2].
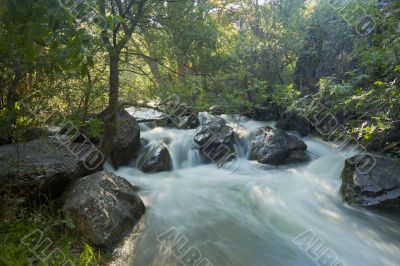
[109, 109, 141, 169]
[137, 142, 172, 173]
[61, 171, 145, 250]
[249, 127, 308, 165]
[341, 155, 400, 208]
[193, 117, 235, 165]
[0, 138, 88, 203]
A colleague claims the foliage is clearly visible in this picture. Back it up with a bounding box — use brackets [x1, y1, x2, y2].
[0, 0, 398, 155]
[0, 202, 100, 265]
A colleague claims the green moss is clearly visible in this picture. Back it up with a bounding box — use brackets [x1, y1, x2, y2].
[340, 161, 359, 204]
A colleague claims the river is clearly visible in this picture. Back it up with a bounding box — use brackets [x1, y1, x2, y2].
[108, 112, 400, 266]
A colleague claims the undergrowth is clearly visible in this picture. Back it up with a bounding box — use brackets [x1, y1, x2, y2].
[0, 201, 100, 266]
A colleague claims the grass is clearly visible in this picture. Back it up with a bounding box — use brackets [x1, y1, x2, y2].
[0, 201, 101, 266]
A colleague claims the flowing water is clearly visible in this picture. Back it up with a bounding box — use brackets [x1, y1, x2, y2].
[109, 112, 400, 266]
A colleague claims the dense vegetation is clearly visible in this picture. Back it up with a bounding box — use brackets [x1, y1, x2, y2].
[1, 0, 399, 154]
[1, 0, 399, 262]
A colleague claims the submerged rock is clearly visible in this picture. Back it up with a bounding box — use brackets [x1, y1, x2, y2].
[104, 108, 141, 169]
[137, 142, 172, 173]
[0, 138, 88, 203]
[249, 127, 308, 165]
[341, 155, 400, 208]
[61, 171, 145, 251]
[193, 117, 235, 165]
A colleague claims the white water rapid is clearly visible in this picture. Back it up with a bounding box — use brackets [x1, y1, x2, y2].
[108, 111, 400, 266]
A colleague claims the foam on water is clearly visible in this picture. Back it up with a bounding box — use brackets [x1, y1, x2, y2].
[110, 112, 400, 266]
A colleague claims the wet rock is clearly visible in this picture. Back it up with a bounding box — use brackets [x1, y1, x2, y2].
[276, 112, 312, 137]
[0, 138, 89, 203]
[249, 127, 308, 165]
[193, 117, 235, 164]
[341, 155, 400, 208]
[209, 105, 224, 115]
[179, 114, 201, 129]
[61, 171, 145, 251]
[285, 150, 310, 164]
[137, 142, 172, 173]
[105, 108, 141, 169]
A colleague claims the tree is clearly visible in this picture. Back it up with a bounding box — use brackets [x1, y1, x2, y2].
[95, 0, 147, 152]
[0, 0, 93, 141]
[97, 0, 146, 111]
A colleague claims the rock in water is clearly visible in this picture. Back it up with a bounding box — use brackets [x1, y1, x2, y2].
[341, 155, 400, 208]
[193, 117, 235, 165]
[249, 127, 308, 165]
[61, 171, 145, 250]
[137, 142, 172, 173]
[209, 105, 224, 115]
[109, 109, 141, 169]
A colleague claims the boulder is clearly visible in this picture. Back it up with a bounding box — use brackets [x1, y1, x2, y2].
[209, 105, 224, 115]
[193, 117, 235, 165]
[61, 171, 145, 250]
[249, 127, 308, 165]
[103, 108, 141, 169]
[0, 138, 89, 203]
[341, 155, 400, 208]
[275, 112, 312, 137]
[137, 142, 172, 173]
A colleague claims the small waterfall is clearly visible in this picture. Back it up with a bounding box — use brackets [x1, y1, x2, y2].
[112, 110, 400, 266]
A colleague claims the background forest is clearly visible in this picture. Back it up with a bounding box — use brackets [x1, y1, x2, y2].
[0, 0, 399, 155]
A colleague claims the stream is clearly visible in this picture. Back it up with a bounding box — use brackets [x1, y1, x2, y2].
[108, 112, 400, 266]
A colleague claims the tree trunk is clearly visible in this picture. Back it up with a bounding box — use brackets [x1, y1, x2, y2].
[149, 59, 166, 100]
[140, 34, 167, 101]
[109, 51, 120, 113]
[83, 72, 92, 119]
[177, 57, 188, 87]
[102, 51, 120, 155]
